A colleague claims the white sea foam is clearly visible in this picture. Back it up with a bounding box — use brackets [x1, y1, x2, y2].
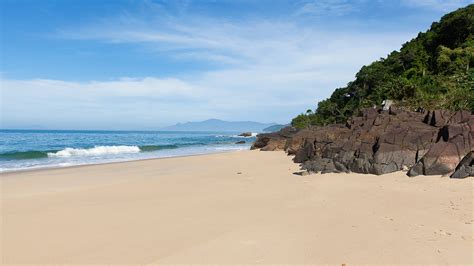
[47, 146, 141, 157]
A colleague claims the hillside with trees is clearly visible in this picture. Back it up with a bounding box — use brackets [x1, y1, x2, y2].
[292, 4, 473, 128]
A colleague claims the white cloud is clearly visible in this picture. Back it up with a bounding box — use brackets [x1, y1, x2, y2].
[295, 0, 357, 16]
[1, 26, 410, 130]
[1, 78, 204, 130]
[2, 3, 420, 129]
[401, 0, 472, 12]
[58, 13, 413, 70]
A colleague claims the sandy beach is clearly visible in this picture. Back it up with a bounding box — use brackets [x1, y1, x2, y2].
[1, 150, 472, 264]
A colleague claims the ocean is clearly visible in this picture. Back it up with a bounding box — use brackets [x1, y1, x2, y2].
[0, 129, 256, 172]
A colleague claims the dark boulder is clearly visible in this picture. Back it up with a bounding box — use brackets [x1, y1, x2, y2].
[409, 117, 473, 176]
[451, 152, 473, 178]
[250, 127, 297, 151]
[252, 108, 473, 177]
[238, 132, 252, 137]
[235, 141, 246, 144]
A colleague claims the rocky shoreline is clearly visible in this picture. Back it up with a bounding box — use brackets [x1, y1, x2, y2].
[252, 107, 473, 178]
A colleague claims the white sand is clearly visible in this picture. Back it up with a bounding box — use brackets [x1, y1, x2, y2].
[1, 150, 472, 264]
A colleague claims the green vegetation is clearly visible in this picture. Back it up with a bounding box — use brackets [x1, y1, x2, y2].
[292, 4, 474, 129]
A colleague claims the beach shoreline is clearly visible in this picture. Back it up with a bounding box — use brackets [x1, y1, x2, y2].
[0, 129, 254, 174]
[1, 150, 472, 264]
[0, 148, 248, 175]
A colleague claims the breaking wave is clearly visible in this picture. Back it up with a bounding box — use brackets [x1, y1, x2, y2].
[0, 145, 179, 160]
[47, 146, 141, 157]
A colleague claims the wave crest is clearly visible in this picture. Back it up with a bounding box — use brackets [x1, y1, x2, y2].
[47, 146, 141, 157]
[0, 150, 50, 160]
[0, 145, 181, 161]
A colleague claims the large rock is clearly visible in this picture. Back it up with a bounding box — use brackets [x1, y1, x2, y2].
[250, 127, 297, 151]
[252, 108, 473, 177]
[450, 152, 473, 178]
[423, 110, 471, 127]
[238, 132, 252, 137]
[408, 118, 473, 176]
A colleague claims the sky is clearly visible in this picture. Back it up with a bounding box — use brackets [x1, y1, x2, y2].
[1, 0, 472, 130]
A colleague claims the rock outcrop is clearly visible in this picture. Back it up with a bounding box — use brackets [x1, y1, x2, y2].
[408, 110, 473, 177]
[251, 127, 297, 151]
[450, 152, 473, 178]
[238, 132, 253, 137]
[252, 108, 473, 177]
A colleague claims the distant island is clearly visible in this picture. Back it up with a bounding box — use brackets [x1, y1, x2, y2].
[161, 119, 277, 132]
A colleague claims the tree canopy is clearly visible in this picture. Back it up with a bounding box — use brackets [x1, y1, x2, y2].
[292, 4, 474, 129]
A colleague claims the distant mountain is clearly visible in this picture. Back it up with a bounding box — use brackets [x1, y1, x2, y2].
[262, 124, 289, 132]
[161, 119, 277, 132]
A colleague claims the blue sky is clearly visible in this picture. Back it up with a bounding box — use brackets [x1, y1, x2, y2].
[1, 0, 472, 130]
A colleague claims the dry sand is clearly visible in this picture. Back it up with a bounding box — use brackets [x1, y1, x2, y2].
[1, 150, 472, 264]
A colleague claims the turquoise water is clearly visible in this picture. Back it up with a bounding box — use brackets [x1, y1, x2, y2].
[0, 130, 256, 172]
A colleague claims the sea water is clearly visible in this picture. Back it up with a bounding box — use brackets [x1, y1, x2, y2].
[0, 130, 256, 172]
